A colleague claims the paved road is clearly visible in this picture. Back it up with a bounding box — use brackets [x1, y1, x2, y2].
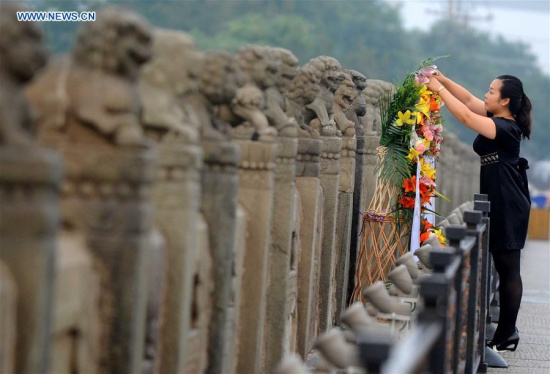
[488, 239, 550, 373]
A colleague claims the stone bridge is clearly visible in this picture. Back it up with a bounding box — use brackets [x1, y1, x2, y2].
[0, 5, 480, 374]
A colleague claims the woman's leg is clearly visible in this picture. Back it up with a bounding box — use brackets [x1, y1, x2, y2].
[491, 249, 522, 343]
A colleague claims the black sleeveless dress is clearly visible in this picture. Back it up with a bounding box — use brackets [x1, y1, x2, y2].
[472, 117, 531, 252]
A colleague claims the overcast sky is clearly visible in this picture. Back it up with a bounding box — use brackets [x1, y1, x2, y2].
[384, 0, 550, 75]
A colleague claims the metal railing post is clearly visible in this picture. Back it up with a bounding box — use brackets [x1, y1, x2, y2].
[464, 210, 483, 373]
[445, 225, 467, 374]
[474, 198, 491, 372]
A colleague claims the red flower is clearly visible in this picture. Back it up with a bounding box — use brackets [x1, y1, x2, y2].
[420, 231, 431, 244]
[429, 98, 440, 112]
[403, 176, 416, 193]
[397, 196, 415, 209]
[421, 218, 433, 231]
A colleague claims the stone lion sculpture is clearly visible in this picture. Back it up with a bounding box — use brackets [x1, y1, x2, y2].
[261, 47, 301, 137]
[231, 45, 279, 141]
[344, 70, 368, 137]
[286, 56, 345, 137]
[140, 28, 203, 144]
[0, 2, 47, 145]
[185, 51, 241, 140]
[333, 73, 358, 137]
[237, 45, 280, 90]
[360, 79, 395, 135]
[273, 47, 300, 94]
[27, 6, 153, 146]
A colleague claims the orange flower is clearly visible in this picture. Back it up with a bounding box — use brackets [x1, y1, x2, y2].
[403, 176, 416, 193]
[421, 218, 433, 231]
[397, 196, 415, 209]
[430, 97, 440, 112]
[421, 191, 435, 205]
[420, 231, 431, 244]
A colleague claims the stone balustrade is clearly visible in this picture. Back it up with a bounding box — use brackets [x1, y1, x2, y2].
[0, 4, 482, 374]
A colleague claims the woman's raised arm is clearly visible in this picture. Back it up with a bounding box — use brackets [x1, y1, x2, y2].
[435, 71, 486, 116]
[428, 76, 496, 139]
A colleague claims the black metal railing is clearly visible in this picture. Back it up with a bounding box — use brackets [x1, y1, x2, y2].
[358, 194, 493, 374]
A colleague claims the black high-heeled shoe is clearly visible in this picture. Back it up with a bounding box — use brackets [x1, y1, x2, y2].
[487, 330, 520, 352]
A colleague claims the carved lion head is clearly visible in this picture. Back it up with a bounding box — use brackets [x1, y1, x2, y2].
[141, 28, 203, 96]
[0, 2, 47, 83]
[271, 47, 299, 92]
[73, 6, 153, 81]
[334, 73, 358, 110]
[199, 52, 242, 105]
[236, 45, 280, 90]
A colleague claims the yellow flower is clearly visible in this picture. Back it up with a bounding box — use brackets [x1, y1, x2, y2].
[432, 227, 446, 245]
[420, 158, 436, 179]
[411, 111, 423, 124]
[407, 147, 421, 161]
[394, 110, 416, 127]
[419, 85, 433, 97]
[415, 98, 430, 117]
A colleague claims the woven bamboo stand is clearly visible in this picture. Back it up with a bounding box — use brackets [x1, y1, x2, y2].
[350, 146, 410, 304]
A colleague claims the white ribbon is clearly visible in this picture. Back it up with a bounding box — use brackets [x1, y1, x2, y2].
[410, 157, 422, 254]
[425, 157, 436, 226]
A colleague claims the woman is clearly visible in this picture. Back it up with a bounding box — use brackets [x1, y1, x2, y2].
[426, 72, 531, 352]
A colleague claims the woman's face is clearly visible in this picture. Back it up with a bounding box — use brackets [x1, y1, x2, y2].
[484, 79, 508, 113]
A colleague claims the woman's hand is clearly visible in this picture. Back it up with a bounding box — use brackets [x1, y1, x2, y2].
[426, 76, 442, 93]
[433, 70, 445, 80]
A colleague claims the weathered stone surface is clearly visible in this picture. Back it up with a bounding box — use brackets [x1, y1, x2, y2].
[359, 79, 394, 212]
[185, 50, 242, 374]
[184, 216, 213, 374]
[150, 145, 202, 374]
[200, 141, 240, 374]
[49, 233, 100, 374]
[142, 230, 165, 374]
[0, 4, 58, 374]
[264, 136, 298, 372]
[221, 205, 247, 374]
[317, 136, 342, 332]
[26, 7, 156, 373]
[295, 177, 324, 357]
[333, 73, 358, 138]
[0, 261, 16, 374]
[140, 28, 204, 374]
[285, 189, 302, 354]
[235, 140, 277, 374]
[287, 56, 344, 138]
[0, 2, 47, 146]
[334, 135, 357, 324]
[346, 70, 368, 305]
[57, 146, 155, 374]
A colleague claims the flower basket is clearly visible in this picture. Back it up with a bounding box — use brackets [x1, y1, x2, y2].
[350, 146, 411, 303]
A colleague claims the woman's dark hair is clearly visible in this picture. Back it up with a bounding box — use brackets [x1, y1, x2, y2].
[497, 75, 532, 139]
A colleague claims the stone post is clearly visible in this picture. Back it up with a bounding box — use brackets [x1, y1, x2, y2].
[184, 215, 213, 374]
[360, 80, 394, 215]
[295, 138, 324, 357]
[346, 72, 368, 306]
[0, 261, 16, 374]
[317, 135, 342, 332]
[0, 4, 58, 372]
[201, 141, 241, 374]
[24, 7, 156, 372]
[152, 143, 203, 374]
[222, 204, 247, 374]
[235, 140, 277, 374]
[333, 136, 356, 324]
[263, 136, 298, 372]
[0, 147, 62, 374]
[138, 28, 206, 374]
